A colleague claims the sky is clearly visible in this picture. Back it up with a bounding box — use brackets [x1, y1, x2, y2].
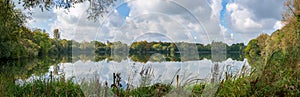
[16, 0, 286, 44]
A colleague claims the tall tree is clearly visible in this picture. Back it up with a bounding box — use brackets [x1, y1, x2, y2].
[283, 0, 300, 23]
[53, 29, 60, 40]
[0, 0, 27, 59]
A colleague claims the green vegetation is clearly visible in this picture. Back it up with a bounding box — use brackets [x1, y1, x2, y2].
[1, 78, 84, 97]
[0, 0, 72, 59]
[191, 0, 300, 96]
[0, 57, 83, 96]
[128, 41, 244, 54]
[214, 0, 300, 96]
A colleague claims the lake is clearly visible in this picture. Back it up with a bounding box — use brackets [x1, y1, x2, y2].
[9, 53, 251, 89]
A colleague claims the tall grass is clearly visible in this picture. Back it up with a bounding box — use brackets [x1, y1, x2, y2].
[190, 54, 300, 96]
[0, 76, 84, 96]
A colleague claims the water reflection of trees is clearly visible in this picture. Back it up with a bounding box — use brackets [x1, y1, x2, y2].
[0, 56, 69, 80]
[0, 52, 244, 81]
[127, 53, 242, 63]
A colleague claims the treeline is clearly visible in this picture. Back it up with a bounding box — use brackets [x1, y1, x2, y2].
[0, 27, 73, 59]
[0, 24, 245, 60]
[0, 1, 74, 59]
[93, 41, 245, 54]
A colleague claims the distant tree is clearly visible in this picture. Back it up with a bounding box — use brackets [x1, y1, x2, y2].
[152, 44, 162, 51]
[130, 41, 148, 53]
[32, 29, 52, 55]
[53, 29, 60, 40]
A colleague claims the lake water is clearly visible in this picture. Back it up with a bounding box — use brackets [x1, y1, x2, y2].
[13, 53, 251, 88]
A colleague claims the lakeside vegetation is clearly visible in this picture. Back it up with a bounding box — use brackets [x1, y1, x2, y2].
[214, 0, 300, 95]
[1, 0, 300, 96]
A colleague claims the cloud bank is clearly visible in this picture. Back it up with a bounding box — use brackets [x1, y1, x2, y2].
[24, 0, 285, 44]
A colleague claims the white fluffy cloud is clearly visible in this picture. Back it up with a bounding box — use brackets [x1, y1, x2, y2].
[39, 0, 221, 44]
[14, 0, 57, 37]
[23, 0, 285, 44]
[122, 0, 224, 44]
[50, 1, 101, 42]
[273, 21, 285, 30]
[226, 3, 262, 32]
[224, 0, 285, 43]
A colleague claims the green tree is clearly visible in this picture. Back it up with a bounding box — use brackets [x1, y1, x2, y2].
[244, 39, 260, 57]
[169, 43, 176, 54]
[59, 39, 69, 54]
[130, 41, 147, 53]
[152, 44, 162, 51]
[32, 29, 52, 55]
[0, 0, 29, 59]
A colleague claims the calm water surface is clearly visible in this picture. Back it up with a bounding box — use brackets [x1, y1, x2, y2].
[54, 58, 250, 87]
[12, 54, 251, 88]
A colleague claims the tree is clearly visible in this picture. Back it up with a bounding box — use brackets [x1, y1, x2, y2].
[130, 41, 147, 53]
[17, 0, 116, 21]
[152, 44, 162, 51]
[244, 39, 260, 57]
[32, 29, 52, 55]
[59, 39, 69, 54]
[0, 0, 28, 59]
[53, 29, 60, 40]
[283, 0, 300, 23]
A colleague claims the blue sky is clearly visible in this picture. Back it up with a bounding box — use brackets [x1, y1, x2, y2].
[116, 3, 130, 19]
[220, 0, 230, 32]
[20, 0, 285, 44]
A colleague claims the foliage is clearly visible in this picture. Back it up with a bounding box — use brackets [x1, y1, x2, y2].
[0, 1, 73, 59]
[189, 83, 205, 97]
[216, 77, 251, 97]
[15, 0, 116, 21]
[0, 0, 28, 59]
[244, 39, 260, 57]
[283, 0, 300, 23]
